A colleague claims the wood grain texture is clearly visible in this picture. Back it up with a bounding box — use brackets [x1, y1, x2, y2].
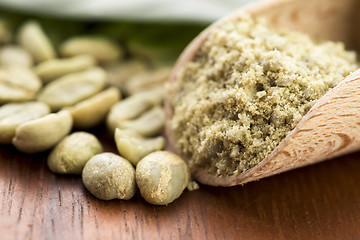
[3, 0, 360, 238]
[165, 0, 360, 186]
[232, 69, 360, 185]
[1, 125, 360, 239]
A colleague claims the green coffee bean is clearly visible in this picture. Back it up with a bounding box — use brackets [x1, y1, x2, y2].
[47, 132, 102, 174]
[82, 153, 136, 200]
[123, 67, 170, 95]
[116, 106, 165, 137]
[35, 54, 96, 83]
[59, 36, 122, 64]
[114, 128, 165, 165]
[107, 88, 163, 133]
[69, 87, 121, 129]
[17, 21, 56, 62]
[105, 60, 147, 89]
[0, 66, 42, 104]
[0, 45, 33, 67]
[37, 67, 107, 111]
[13, 110, 73, 153]
[136, 151, 190, 205]
[0, 101, 50, 144]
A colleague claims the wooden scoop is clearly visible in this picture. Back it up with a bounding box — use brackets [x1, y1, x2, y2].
[165, 0, 360, 186]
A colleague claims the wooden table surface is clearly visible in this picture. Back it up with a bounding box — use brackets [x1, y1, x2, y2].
[1, 125, 360, 240]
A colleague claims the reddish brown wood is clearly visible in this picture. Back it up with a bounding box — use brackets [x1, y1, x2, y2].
[1, 125, 360, 239]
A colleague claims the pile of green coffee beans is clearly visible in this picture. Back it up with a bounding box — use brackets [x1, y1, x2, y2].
[0, 19, 198, 205]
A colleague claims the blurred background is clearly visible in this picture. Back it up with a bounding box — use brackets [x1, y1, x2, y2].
[0, 0, 258, 64]
[0, 0, 257, 22]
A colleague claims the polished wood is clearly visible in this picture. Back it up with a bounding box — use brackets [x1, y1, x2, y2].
[3, 0, 360, 238]
[165, 0, 360, 186]
[1, 125, 360, 239]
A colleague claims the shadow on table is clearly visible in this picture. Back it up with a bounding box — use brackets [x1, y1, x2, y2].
[1, 138, 360, 239]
